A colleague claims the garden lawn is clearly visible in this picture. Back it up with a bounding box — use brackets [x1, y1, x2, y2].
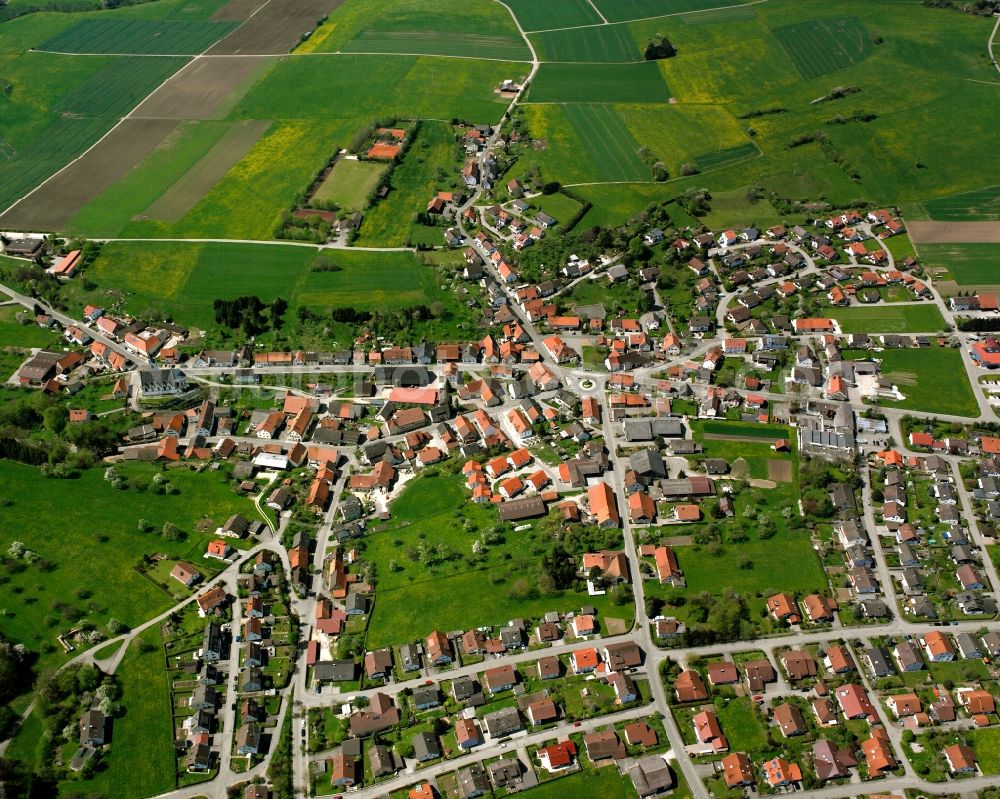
[312, 158, 387, 211]
[715, 696, 767, 752]
[0, 305, 64, 348]
[856, 345, 980, 417]
[496, 766, 637, 798]
[66, 628, 176, 798]
[362, 472, 632, 647]
[0, 461, 262, 679]
[971, 728, 1000, 774]
[917, 243, 1000, 286]
[829, 304, 946, 334]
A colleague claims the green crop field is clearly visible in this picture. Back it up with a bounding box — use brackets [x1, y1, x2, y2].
[593, 0, 756, 23]
[0, 460, 261, 679]
[355, 120, 455, 247]
[530, 25, 642, 63]
[363, 471, 632, 647]
[920, 185, 1000, 222]
[852, 345, 980, 417]
[504, 0, 601, 32]
[312, 157, 387, 211]
[302, 0, 529, 58]
[694, 141, 759, 172]
[563, 104, 649, 182]
[54, 55, 187, 116]
[231, 54, 515, 126]
[829, 304, 946, 334]
[0, 116, 112, 210]
[65, 120, 235, 236]
[125, 119, 355, 240]
[37, 18, 237, 54]
[81, 240, 462, 327]
[343, 30, 530, 61]
[771, 16, 872, 80]
[526, 62, 671, 104]
[918, 243, 1000, 286]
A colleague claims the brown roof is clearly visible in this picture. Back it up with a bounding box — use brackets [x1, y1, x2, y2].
[675, 669, 708, 703]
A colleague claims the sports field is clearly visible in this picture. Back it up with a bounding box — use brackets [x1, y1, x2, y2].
[918, 243, 1000, 286]
[38, 18, 237, 54]
[563, 104, 649, 182]
[504, 0, 601, 32]
[771, 16, 872, 80]
[526, 62, 671, 104]
[920, 186, 1000, 222]
[312, 157, 387, 211]
[829, 304, 946, 334]
[530, 25, 642, 63]
[54, 55, 187, 116]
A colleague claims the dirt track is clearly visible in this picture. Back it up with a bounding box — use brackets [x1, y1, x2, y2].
[0, 119, 179, 230]
[907, 220, 1000, 243]
[206, 0, 344, 55]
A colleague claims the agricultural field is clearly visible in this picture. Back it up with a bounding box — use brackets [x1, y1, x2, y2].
[592, 0, 757, 23]
[504, 0, 602, 32]
[530, 25, 642, 63]
[139, 118, 271, 222]
[78, 240, 463, 328]
[829, 304, 947, 334]
[770, 16, 872, 80]
[617, 104, 753, 177]
[917, 243, 1000, 286]
[38, 18, 237, 55]
[362, 471, 632, 648]
[230, 54, 517, 126]
[848, 345, 980, 418]
[64, 120, 235, 235]
[303, 0, 528, 57]
[123, 119, 356, 240]
[53, 55, 187, 117]
[312, 157, 387, 211]
[0, 117, 113, 213]
[562, 104, 650, 182]
[919, 185, 1000, 222]
[530, 191, 584, 224]
[0, 460, 262, 679]
[526, 62, 671, 104]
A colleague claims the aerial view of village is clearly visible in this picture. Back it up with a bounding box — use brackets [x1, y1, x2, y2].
[4, 0, 1000, 798]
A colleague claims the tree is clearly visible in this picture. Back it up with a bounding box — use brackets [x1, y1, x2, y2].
[644, 37, 676, 60]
